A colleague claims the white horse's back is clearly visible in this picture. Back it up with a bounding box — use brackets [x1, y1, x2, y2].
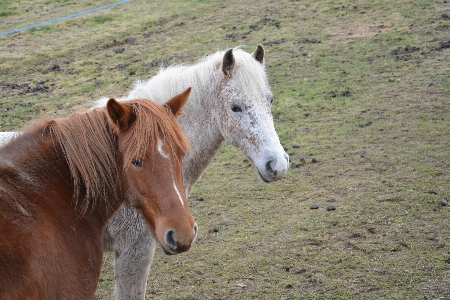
[0, 132, 20, 147]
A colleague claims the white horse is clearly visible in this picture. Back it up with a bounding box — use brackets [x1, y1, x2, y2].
[1, 45, 289, 299]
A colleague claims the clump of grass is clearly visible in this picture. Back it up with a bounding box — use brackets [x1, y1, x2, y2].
[90, 14, 115, 25]
[0, 10, 16, 17]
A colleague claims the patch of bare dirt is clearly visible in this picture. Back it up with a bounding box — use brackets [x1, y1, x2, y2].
[417, 278, 450, 299]
[433, 5, 450, 13]
[330, 23, 390, 38]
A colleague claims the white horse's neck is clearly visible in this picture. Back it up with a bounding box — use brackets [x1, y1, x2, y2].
[124, 60, 225, 194]
[178, 104, 224, 195]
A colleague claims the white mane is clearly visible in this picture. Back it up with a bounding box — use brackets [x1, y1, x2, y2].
[94, 46, 270, 108]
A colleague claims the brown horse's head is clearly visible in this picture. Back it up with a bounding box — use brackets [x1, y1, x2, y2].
[106, 88, 197, 255]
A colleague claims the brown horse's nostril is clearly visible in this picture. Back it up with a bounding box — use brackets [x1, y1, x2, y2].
[165, 230, 177, 250]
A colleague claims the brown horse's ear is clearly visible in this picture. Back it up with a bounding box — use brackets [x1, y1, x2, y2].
[252, 44, 265, 64]
[165, 87, 191, 117]
[106, 98, 135, 131]
[222, 48, 235, 77]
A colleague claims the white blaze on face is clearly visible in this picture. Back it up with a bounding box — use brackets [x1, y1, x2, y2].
[157, 138, 169, 159]
[157, 139, 184, 207]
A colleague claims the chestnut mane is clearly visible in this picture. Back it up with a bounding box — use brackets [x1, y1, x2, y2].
[44, 99, 189, 215]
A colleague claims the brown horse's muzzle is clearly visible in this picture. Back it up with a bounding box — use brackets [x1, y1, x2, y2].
[161, 223, 198, 255]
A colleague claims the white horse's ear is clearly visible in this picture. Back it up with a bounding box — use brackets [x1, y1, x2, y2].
[222, 48, 235, 77]
[106, 98, 135, 131]
[252, 44, 265, 64]
[165, 87, 191, 117]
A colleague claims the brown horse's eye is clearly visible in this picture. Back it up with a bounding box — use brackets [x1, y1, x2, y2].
[131, 159, 143, 168]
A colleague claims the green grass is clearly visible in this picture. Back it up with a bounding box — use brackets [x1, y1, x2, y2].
[90, 14, 116, 25]
[1, 0, 450, 299]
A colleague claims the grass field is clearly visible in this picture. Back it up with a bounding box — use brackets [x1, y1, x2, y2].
[1, 0, 450, 299]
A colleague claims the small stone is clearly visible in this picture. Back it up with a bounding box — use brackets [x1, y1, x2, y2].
[197, 196, 204, 201]
[213, 226, 219, 232]
[292, 144, 300, 148]
[114, 48, 125, 54]
[327, 205, 336, 211]
[440, 199, 448, 206]
[285, 284, 293, 289]
[310, 204, 319, 209]
[311, 157, 317, 163]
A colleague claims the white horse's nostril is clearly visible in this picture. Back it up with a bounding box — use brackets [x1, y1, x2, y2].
[193, 224, 198, 236]
[284, 153, 290, 164]
[266, 160, 276, 175]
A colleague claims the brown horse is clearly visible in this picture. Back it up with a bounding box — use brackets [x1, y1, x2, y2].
[0, 88, 197, 299]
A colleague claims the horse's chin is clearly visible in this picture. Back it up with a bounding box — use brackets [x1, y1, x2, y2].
[256, 168, 274, 183]
[162, 245, 175, 255]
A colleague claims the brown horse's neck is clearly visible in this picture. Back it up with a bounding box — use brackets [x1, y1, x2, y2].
[0, 120, 123, 228]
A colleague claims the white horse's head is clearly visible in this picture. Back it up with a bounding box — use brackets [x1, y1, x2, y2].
[214, 45, 289, 182]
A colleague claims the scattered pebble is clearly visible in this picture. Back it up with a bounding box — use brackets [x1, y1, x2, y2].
[311, 157, 317, 163]
[197, 196, 204, 201]
[441, 199, 448, 206]
[310, 204, 319, 209]
[292, 144, 300, 148]
[291, 162, 303, 168]
[327, 205, 336, 211]
[113, 48, 125, 54]
[213, 226, 219, 232]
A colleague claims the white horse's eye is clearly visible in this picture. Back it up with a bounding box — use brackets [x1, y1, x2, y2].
[231, 104, 242, 112]
[131, 159, 143, 168]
